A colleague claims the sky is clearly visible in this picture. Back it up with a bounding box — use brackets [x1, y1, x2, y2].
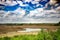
[0, 0, 60, 23]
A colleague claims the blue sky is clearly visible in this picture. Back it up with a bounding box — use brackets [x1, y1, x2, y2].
[0, 0, 60, 23]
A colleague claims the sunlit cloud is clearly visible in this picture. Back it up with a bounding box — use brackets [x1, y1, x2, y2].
[0, 0, 60, 23]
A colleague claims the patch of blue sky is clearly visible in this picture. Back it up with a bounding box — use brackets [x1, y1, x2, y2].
[0, 4, 20, 11]
[0, 0, 50, 11]
[39, 0, 49, 7]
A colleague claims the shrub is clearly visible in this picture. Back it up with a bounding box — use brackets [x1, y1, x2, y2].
[3, 37, 11, 40]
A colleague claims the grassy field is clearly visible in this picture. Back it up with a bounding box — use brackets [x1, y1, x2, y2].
[0, 22, 60, 40]
[0, 29, 60, 40]
[0, 23, 60, 34]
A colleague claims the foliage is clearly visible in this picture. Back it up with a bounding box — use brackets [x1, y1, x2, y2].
[54, 22, 60, 26]
[0, 29, 60, 40]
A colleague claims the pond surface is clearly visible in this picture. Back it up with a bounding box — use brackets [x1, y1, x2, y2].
[17, 28, 42, 32]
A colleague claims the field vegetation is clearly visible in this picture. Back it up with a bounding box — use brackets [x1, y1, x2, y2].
[0, 22, 60, 40]
[0, 29, 60, 40]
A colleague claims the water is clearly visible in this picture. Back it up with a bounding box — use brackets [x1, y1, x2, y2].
[17, 28, 42, 32]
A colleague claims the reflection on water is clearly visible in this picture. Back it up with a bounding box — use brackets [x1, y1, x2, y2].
[17, 28, 47, 32]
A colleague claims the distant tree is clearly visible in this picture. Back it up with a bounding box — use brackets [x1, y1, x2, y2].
[54, 22, 60, 26]
[58, 22, 60, 26]
[58, 22, 60, 24]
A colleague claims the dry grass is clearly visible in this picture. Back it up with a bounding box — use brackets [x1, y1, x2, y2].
[0, 24, 60, 37]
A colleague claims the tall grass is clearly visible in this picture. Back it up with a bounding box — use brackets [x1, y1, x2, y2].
[0, 29, 60, 40]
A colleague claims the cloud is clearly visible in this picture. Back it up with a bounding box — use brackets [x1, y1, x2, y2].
[0, 7, 60, 23]
[56, 6, 60, 11]
[0, 0, 60, 23]
[24, 0, 32, 2]
[31, 1, 39, 4]
[14, 8, 26, 18]
[17, 1, 28, 6]
[26, 8, 44, 17]
[34, 0, 40, 2]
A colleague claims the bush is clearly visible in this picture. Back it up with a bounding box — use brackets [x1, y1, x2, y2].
[55, 22, 60, 26]
[3, 37, 11, 40]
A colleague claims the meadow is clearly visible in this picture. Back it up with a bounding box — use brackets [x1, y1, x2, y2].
[0, 22, 60, 40]
[0, 29, 60, 40]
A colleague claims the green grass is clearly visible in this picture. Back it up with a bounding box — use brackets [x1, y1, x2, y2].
[0, 29, 60, 40]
